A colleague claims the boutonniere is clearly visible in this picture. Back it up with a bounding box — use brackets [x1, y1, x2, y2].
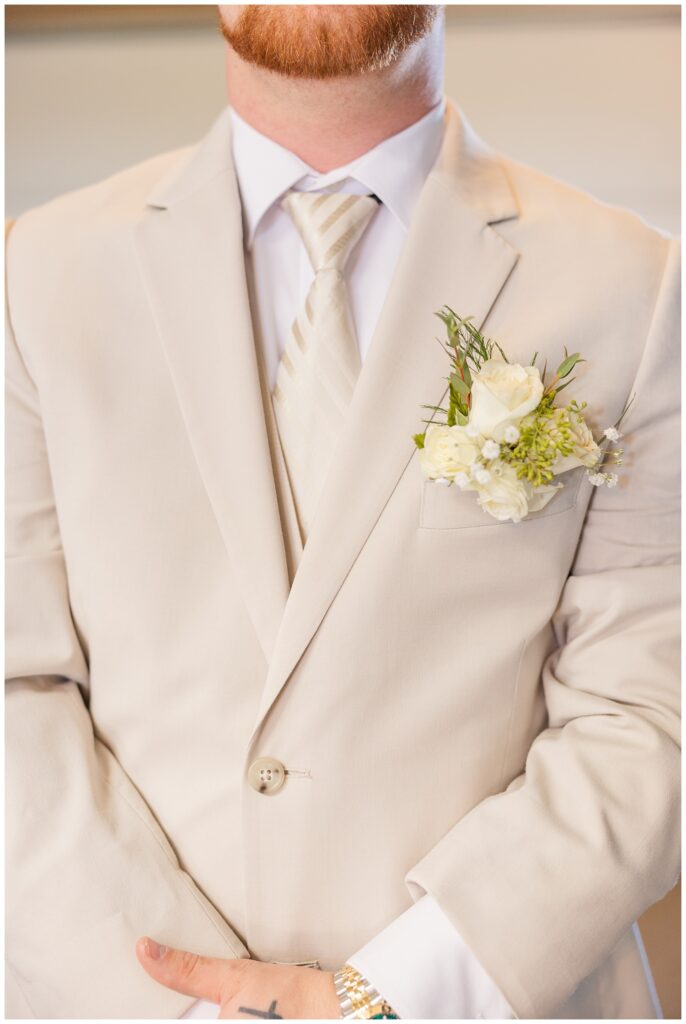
[413, 308, 633, 524]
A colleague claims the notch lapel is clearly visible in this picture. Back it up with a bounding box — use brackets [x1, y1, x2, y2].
[251, 103, 521, 735]
[133, 107, 290, 663]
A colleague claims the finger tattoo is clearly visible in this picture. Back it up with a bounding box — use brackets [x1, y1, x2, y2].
[238, 1000, 283, 1019]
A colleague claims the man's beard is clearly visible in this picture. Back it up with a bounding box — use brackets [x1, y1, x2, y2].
[219, 4, 439, 79]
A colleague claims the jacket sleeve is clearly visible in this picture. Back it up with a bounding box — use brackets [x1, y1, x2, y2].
[405, 236, 681, 1019]
[5, 219, 249, 1020]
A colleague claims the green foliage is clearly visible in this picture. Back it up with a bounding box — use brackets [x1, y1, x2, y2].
[615, 392, 636, 429]
[499, 398, 587, 486]
[556, 349, 584, 379]
[414, 313, 604, 484]
[431, 307, 498, 427]
[449, 373, 471, 399]
[536, 346, 587, 399]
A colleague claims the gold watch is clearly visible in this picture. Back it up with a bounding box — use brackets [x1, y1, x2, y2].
[333, 963, 400, 1019]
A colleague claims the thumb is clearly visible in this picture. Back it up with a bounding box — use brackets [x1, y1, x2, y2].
[136, 936, 238, 1002]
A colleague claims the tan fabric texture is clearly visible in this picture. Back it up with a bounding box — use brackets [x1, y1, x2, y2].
[5, 102, 680, 1019]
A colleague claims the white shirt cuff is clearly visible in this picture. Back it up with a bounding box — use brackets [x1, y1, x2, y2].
[348, 894, 514, 1020]
[181, 895, 513, 1020]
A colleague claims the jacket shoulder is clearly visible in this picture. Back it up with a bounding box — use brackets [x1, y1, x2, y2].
[4, 144, 199, 371]
[502, 153, 675, 252]
[497, 153, 677, 331]
[7, 143, 195, 246]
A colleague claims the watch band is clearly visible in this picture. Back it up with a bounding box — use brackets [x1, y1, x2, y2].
[333, 963, 400, 1019]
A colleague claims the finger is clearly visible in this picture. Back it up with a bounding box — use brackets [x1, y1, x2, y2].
[135, 936, 239, 1002]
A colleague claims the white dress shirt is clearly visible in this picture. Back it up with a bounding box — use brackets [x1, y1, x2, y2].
[183, 102, 513, 1021]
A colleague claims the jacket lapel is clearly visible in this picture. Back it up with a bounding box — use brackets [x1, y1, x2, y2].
[133, 107, 290, 663]
[251, 102, 521, 734]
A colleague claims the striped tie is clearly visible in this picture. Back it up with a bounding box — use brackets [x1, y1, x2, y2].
[273, 190, 379, 539]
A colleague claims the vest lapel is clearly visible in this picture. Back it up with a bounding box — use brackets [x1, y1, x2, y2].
[250, 102, 521, 739]
[133, 107, 290, 663]
[247, 260, 305, 586]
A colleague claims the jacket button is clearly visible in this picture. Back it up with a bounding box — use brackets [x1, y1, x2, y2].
[248, 756, 286, 794]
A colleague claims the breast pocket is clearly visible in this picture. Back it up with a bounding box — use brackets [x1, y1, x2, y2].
[419, 466, 587, 530]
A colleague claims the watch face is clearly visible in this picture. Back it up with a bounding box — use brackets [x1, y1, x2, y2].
[369, 1004, 399, 1019]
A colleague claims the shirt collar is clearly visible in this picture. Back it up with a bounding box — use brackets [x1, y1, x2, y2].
[230, 98, 446, 248]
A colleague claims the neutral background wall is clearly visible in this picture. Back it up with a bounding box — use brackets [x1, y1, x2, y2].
[5, 4, 681, 232]
[4, 4, 681, 1018]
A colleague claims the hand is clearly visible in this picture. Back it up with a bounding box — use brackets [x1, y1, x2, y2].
[135, 937, 341, 1019]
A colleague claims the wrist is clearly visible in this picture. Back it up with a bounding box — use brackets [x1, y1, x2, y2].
[307, 969, 342, 1019]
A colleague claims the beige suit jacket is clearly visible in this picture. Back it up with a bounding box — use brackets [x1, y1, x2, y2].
[5, 101, 680, 1019]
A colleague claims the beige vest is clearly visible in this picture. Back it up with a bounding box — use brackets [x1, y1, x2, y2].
[245, 257, 304, 585]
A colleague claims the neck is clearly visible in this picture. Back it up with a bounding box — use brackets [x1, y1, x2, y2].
[224, 16, 444, 172]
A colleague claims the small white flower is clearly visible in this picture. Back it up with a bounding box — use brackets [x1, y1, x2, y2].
[606, 473, 619, 488]
[474, 468, 492, 485]
[466, 423, 480, 439]
[503, 425, 520, 444]
[588, 472, 605, 487]
[603, 426, 622, 442]
[454, 471, 470, 489]
[481, 440, 500, 460]
[435, 477, 452, 486]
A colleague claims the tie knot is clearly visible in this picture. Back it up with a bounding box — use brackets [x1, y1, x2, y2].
[281, 190, 379, 274]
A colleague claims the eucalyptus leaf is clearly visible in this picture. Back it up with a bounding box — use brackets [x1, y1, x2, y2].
[556, 352, 584, 378]
[450, 374, 471, 398]
[554, 377, 576, 395]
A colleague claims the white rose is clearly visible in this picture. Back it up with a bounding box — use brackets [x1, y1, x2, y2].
[419, 423, 481, 482]
[475, 463, 530, 523]
[550, 409, 602, 475]
[469, 359, 544, 442]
